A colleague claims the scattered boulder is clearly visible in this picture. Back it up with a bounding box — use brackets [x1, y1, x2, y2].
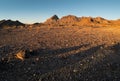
[15, 49, 39, 60]
[15, 50, 26, 60]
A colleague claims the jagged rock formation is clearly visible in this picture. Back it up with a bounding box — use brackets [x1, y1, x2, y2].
[44, 15, 111, 27]
[77, 17, 110, 26]
[94, 17, 110, 24]
[45, 15, 59, 24]
[0, 15, 120, 28]
[77, 17, 95, 26]
[58, 15, 79, 26]
[0, 20, 25, 29]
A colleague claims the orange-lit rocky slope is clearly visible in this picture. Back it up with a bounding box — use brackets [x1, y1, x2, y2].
[44, 15, 119, 27]
[0, 15, 120, 81]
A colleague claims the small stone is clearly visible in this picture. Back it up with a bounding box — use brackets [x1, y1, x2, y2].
[36, 58, 39, 61]
[69, 76, 72, 79]
[73, 69, 78, 73]
[39, 78, 42, 81]
[15, 50, 25, 60]
[1, 57, 4, 61]
[33, 74, 36, 76]
[111, 42, 115, 45]
[65, 44, 69, 46]
[52, 77, 55, 80]
[28, 67, 31, 70]
[80, 63, 83, 66]
[91, 56, 94, 59]
[104, 45, 108, 48]
[100, 46, 103, 49]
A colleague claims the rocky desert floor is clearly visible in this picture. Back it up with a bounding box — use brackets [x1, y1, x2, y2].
[0, 26, 120, 81]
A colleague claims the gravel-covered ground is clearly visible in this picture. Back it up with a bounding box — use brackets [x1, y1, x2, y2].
[0, 26, 120, 81]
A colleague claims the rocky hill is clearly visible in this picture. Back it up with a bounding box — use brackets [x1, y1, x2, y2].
[58, 15, 79, 26]
[0, 20, 25, 29]
[44, 15, 59, 24]
[1, 15, 120, 81]
[44, 15, 111, 27]
[0, 15, 119, 28]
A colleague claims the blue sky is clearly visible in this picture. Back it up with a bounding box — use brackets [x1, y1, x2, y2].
[0, 0, 120, 23]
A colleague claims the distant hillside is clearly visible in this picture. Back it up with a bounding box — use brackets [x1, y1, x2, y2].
[44, 15, 113, 27]
[58, 15, 79, 26]
[0, 20, 25, 29]
[1, 15, 120, 28]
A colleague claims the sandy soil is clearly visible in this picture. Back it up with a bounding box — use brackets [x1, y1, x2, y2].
[0, 26, 120, 81]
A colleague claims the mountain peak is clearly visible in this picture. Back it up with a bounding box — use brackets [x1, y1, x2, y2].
[45, 15, 59, 24]
[50, 15, 59, 20]
[59, 15, 79, 24]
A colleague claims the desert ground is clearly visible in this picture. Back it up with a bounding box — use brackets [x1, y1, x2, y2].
[0, 24, 120, 81]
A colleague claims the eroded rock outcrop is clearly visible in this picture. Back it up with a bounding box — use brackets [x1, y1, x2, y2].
[44, 15, 111, 27]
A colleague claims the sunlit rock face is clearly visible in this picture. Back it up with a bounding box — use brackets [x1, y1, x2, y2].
[58, 15, 79, 25]
[44, 15, 59, 24]
[44, 15, 111, 27]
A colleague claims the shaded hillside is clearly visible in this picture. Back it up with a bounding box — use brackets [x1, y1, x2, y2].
[0, 20, 25, 29]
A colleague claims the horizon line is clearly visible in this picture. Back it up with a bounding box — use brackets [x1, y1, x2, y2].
[0, 15, 120, 24]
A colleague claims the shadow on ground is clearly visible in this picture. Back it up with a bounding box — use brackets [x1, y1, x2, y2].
[0, 43, 120, 81]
